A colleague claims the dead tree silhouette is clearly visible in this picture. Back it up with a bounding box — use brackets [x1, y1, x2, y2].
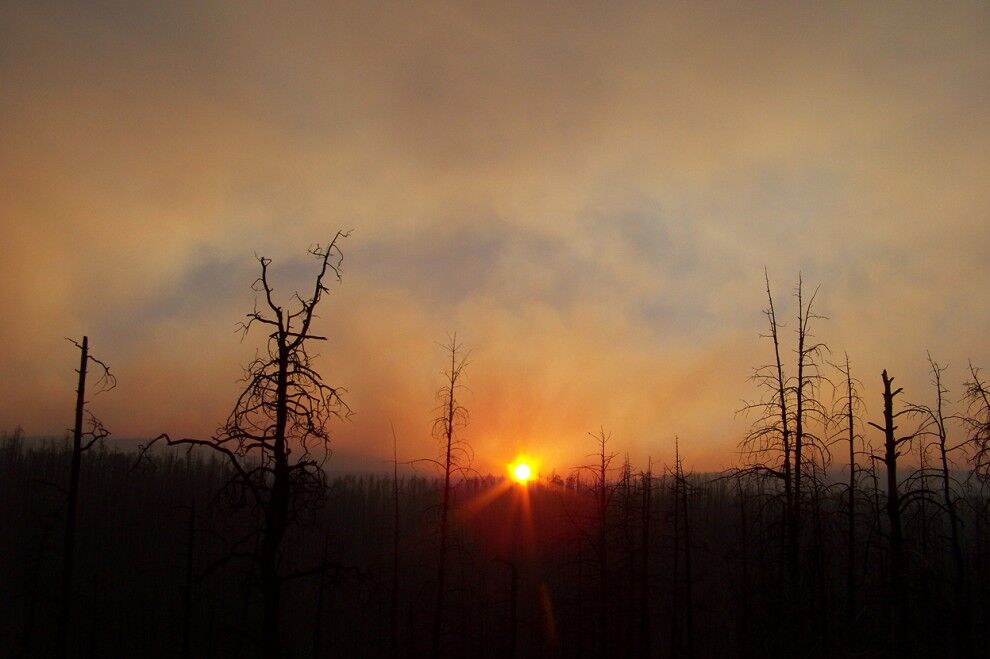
[832, 352, 864, 642]
[669, 437, 695, 659]
[579, 428, 618, 658]
[789, 275, 828, 637]
[739, 271, 828, 649]
[911, 355, 971, 656]
[739, 272, 794, 587]
[867, 369, 916, 657]
[56, 336, 115, 659]
[430, 335, 470, 659]
[390, 422, 401, 659]
[141, 233, 350, 659]
[638, 458, 653, 659]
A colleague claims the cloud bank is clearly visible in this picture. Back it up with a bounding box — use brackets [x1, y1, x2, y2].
[2, 1, 988, 472]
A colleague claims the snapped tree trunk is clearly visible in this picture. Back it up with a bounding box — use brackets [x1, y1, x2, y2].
[870, 369, 907, 656]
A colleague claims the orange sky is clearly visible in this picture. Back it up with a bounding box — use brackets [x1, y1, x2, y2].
[2, 1, 989, 474]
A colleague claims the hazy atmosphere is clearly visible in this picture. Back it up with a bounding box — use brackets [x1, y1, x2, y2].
[3, 0, 989, 471]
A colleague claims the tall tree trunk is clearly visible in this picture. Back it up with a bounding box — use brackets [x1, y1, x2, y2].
[929, 357, 970, 656]
[594, 431, 610, 657]
[679, 449, 695, 659]
[431, 346, 458, 659]
[764, 272, 793, 560]
[621, 456, 633, 655]
[638, 461, 652, 659]
[791, 277, 807, 626]
[391, 426, 401, 659]
[57, 335, 88, 659]
[875, 369, 906, 657]
[843, 354, 857, 638]
[261, 335, 291, 659]
[669, 459, 681, 659]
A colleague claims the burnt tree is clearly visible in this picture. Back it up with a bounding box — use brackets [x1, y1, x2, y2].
[740, 271, 828, 643]
[56, 336, 115, 659]
[146, 233, 350, 659]
[832, 352, 863, 636]
[430, 335, 470, 659]
[867, 369, 915, 656]
[913, 355, 970, 655]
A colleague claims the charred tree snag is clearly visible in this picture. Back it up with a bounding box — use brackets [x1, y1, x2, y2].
[431, 336, 470, 659]
[868, 369, 913, 657]
[739, 271, 828, 652]
[142, 233, 350, 659]
[638, 459, 652, 659]
[789, 275, 827, 638]
[56, 336, 115, 659]
[833, 352, 863, 638]
[591, 429, 616, 658]
[914, 355, 970, 656]
[739, 272, 793, 594]
[669, 437, 695, 659]
[390, 422, 401, 659]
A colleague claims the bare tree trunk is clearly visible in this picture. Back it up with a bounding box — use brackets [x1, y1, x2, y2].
[638, 461, 652, 659]
[809, 463, 830, 652]
[764, 273, 793, 556]
[669, 463, 680, 659]
[927, 357, 970, 656]
[843, 354, 857, 636]
[596, 431, 611, 658]
[391, 425, 401, 659]
[621, 456, 633, 655]
[57, 335, 89, 659]
[432, 341, 464, 659]
[871, 369, 907, 657]
[678, 444, 695, 659]
[134, 237, 349, 659]
[261, 338, 291, 659]
[792, 280, 806, 609]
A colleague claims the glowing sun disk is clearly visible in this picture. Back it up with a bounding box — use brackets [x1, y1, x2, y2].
[512, 462, 533, 483]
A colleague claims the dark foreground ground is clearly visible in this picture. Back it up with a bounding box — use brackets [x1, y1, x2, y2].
[2, 432, 988, 658]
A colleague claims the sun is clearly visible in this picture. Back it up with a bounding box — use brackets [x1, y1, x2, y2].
[513, 462, 533, 483]
[507, 455, 537, 484]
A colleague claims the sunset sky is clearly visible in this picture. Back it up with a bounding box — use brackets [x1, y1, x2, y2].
[2, 1, 988, 473]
